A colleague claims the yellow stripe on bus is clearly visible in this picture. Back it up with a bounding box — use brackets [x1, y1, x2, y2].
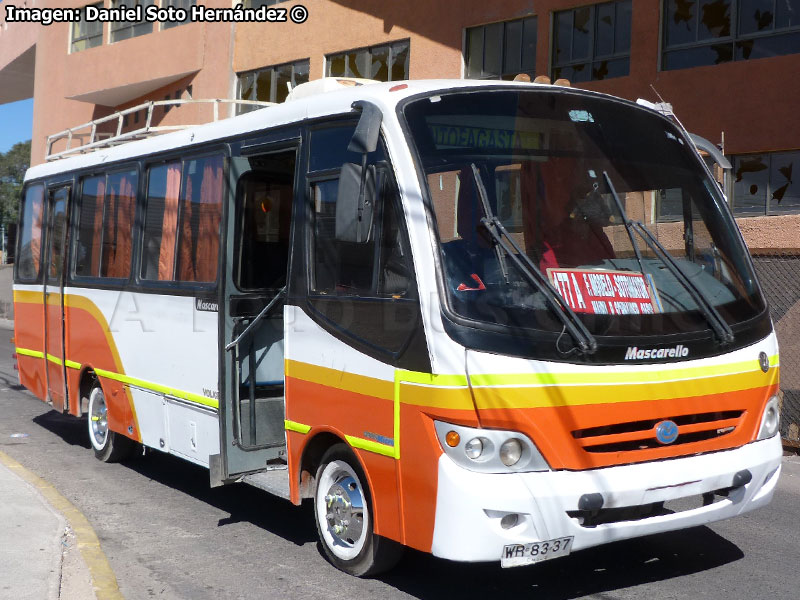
[94, 368, 219, 410]
[13, 290, 44, 304]
[472, 368, 779, 410]
[468, 355, 779, 388]
[345, 435, 397, 458]
[285, 359, 394, 401]
[284, 420, 311, 434]
[15, 347, 45, 359]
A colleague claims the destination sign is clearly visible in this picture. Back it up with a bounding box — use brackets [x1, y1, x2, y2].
[428, 124, 544, 151]
[547, 268, 661, 315]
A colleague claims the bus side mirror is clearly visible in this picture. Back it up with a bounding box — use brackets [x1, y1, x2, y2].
[348, 101, 382, 154]
[336, 162, 376, 243]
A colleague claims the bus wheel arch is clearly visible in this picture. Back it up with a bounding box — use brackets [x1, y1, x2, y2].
[298, 431, 344, 499]
[78, 367, 99, 416]
[85, 375, 136, 463]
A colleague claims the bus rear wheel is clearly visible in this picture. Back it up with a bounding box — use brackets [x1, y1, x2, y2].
[87, 384, 135, 463]
[313, 444, 403, 576]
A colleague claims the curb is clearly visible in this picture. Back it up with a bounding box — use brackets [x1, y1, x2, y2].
[0, 451, 124, 600]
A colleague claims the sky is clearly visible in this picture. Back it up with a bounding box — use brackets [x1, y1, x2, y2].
[0, 98, 34, 153]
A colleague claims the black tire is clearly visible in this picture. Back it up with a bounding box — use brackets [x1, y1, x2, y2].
[87, 383, 136, 463]
[314, 444, 403, 576]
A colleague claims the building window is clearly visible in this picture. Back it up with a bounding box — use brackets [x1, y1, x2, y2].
[237, 60, 309, 112]
[326, 40, 410, 81]
[663, 0, 800, 70]
[465, 17, 538, 80]
[71, 3, 103, 53]
[552, 0, 632, 82]
[732, 151, 800, 215]
[161, 0, 195, 29]
[110, 0, 155, 43]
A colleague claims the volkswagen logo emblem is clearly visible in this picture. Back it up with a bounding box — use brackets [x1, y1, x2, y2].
[655, 420, 679, 445]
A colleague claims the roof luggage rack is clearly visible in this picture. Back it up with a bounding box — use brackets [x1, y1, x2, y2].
[45, 98, 274, 161]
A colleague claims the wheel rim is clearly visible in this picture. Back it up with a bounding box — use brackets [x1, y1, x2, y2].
[88, 387, 109, 450]
[316, 459, 368, 561]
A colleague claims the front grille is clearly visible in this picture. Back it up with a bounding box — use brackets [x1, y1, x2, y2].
[572, 410, 745, 454]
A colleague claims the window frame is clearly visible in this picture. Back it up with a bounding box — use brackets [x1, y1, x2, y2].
[661, 0, 800, 70]
[236, 59, 310, 111]
[731, 150, 800, 216]
[464, 16, 539, 81]
[15, 183, 47, 285]
[71, 2, 104, 53]
[138, 150, 226, 290]
[550, 0, 632, 82]
[325, 39, 410, 82]
[71, 164, 140, 283]
[109, 0, 155, 43]
[302, 120, 421, 360]
[161, 0, 195, 30]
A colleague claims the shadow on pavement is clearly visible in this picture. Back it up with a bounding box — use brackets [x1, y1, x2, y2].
[32, 411, 91, 449]
[378, 525, 743, 599]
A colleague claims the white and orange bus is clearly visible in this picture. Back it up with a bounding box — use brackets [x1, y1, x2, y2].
[13, 79, 783, 576]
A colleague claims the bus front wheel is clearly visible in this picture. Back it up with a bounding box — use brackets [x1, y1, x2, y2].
[87, 384, 135, 463]
[314, 444, 403, 576]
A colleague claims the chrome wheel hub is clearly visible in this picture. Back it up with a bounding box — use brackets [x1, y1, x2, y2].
[324, 475, 364, 547]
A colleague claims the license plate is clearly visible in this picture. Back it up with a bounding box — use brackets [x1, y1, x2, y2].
[501, 536, 573, 568]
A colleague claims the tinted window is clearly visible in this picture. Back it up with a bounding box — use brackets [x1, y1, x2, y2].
[142, 162, 181, 281]
[98, 170, 137, 279]
[75, 175, 105, 277]
[176, 155, 223, 282]
[141, 155, 222, 284]
[307, 128, 418, 356]
[17, 185, 45, 282]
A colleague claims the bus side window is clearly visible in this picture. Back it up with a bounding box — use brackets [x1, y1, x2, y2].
[16, 184, 45, 282]
[141, 155, 223, 284]
[311, 168, 412, 298]
[307, 125, 418, 357]
[235, 153, 294, 291]
[75, 169, 137, 279]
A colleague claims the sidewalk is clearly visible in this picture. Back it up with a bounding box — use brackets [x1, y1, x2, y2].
[0, 454, 99, 600]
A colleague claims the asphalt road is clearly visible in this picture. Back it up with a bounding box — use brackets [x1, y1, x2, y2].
[1, 330, 798, 600]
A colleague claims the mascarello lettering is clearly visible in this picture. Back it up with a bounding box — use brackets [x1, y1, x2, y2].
[624, 345, 689, 360]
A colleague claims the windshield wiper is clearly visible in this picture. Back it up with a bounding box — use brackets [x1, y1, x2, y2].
[470, 164, 597, 355]
[471, 164, 509, 283]
[602, 171, 734, 345]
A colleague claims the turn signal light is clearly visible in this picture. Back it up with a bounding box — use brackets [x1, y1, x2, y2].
[445, 431, 460, 447]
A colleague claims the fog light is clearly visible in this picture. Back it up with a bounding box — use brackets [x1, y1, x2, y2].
[758, 396, 781, 440]
[465, 437, 484, 459]
[500, 513, 519, 529]
[500, 438, 523, 466]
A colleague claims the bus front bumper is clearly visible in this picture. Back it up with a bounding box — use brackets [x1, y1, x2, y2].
[430, 435, 782, 564]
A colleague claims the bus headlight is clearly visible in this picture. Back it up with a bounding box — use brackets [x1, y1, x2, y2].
[757, 396, 781, 440]
[464, 437, 485, 459]
[500, 439, 523, 466]
[434, 421, 550, 473]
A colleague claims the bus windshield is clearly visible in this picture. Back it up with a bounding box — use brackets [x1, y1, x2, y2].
[402, 89, 766, 347]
